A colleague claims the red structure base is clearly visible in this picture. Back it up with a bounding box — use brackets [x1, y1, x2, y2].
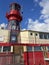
[24, 51, 45, 65]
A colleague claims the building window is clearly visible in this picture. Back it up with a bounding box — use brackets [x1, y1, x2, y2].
[10, 4, 20, 10]
[39, 33, 44, 39]
[47, 46, 49, 51]
[47, 34, 49, 39]
[34, 46, 41, 51]
[10, 35, 17, 42]
[44, 34, 48, 39]
[0, 36, 4, 42]
[27, 46, 32, 52]
[39, 33, 49, 39]
[11, 36, 16, 41]
[41, 46, 46, 51]
[30, 33, 33, 35]
[0, 46, 2, 52]
[3, 46, 11, 52]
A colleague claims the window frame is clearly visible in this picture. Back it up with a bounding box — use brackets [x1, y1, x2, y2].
[27, 46, 32, 52]
[34, 46, 41, 51]
[3, 46, 11, 52]
[10, 34, 17, 43]
[39, 33, 49, 39]
[39, 33, 44, 39]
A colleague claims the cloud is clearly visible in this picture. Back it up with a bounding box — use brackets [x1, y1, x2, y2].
[27, 18, 49, 32]
[22, 28, 26, 31]
[39, 0, 49, 19]
[40, 15, 49, 20]
[34, 0, 39, 2]
[31, 9, 34, 11]
[0, 23, 7, 29]
[27, 0, 49, 32]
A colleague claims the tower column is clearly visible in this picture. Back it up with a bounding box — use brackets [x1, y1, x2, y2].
[6, 3, 22, 43]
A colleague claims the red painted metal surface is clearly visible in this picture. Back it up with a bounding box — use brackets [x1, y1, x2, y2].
[10, 10, 20, 15]
[0, 53, 21, 65]
[24, 51, 45, 65]
[0, 43, 49, 46]
[0, 43, 49, 65]
[0, 53, 13, 65]
[6, 10, 22, 21]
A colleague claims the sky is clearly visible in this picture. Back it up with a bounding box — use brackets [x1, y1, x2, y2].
[0, 0, 49, 32]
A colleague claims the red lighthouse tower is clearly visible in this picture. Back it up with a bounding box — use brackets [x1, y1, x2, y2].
[6, 3, 22, 43]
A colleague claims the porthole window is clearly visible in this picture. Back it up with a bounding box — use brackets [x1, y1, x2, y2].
[30, 33, 33, 35]
[35, 33, 38, 36]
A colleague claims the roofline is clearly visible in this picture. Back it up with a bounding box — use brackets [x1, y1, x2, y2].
[0, 29, 49, 33]
[20, 30, 49, 33]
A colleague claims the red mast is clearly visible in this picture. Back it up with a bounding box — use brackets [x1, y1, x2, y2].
[6, 3, 22, 43]
[6, 3, 22, 21]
